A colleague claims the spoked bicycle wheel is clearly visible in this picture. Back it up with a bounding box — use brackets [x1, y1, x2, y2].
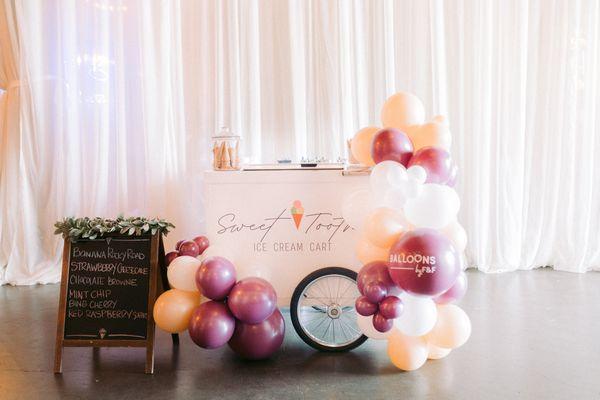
[290, 267, 367, 352]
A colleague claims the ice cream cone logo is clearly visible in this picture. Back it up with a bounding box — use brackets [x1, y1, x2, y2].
[290, 200, 304, 230]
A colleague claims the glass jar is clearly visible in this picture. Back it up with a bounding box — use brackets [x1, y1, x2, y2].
[212, 127, 241, 170]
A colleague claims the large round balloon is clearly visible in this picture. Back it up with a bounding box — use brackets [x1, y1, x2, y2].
[427, 304, 471, 349]
[357, 261, 397, 295]
[371, 128, 414, 166]
[153, 289, 201, 333]
[380, 92, 426, 130]
[227, 277, 277, 324]
[408, 147, 453, 184]
[195, 256, 237, 300]
[167, 256, 202, 292]
[356, 237, 389, 265]
[386, 330, 428, 371]
[405, 122, 452, 151]
[351, 126, 380, 166]
[393, 292, 437, 336]
[364, 207, 407, 249]
[404, 184, 460, 229]
[228, 308, 285, 360]
[188, 301, 236, 349]
[434, 271, 468, 304]
[388, 229, 460, 296]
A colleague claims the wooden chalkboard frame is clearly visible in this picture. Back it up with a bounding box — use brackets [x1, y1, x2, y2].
[54, 233, 173, 374]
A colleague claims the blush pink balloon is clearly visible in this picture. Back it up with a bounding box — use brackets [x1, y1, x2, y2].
[227, 278, 277, 324]
[372, 312, 394, 333]
[408, 147, 453, 184]
[165, 251, 179, 267]
[195, 257, 237, 300]
[434, 271, 468, 304]
[371, 128, 414, 166]
[355, 296, 378, 316]
[179, 240, 200, 257]
[188, 301, 235, 349]
[378, 296, 404, 319]
[228, 308, 285, 360]
[388, 228, 460, 297]
[193, 236, 210, 255]
[357, 261, 397, 295]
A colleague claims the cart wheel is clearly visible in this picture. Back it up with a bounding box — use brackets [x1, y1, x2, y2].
[291, 267, 367, 352]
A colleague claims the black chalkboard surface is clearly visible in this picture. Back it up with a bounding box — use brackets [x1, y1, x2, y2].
[54, 233, 166, 374]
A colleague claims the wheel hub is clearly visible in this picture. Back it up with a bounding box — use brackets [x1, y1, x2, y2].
[327, 303, 342, 319]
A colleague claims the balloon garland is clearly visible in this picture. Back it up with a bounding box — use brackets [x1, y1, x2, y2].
[154, 236, 285, 360]
[348, 91, 471, 371]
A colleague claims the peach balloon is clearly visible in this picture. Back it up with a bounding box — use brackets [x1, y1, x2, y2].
[441, 220, 467, 252]
[387, 330, 428, 371]
[351, 127, 379, 166]
[427, 342, 452, 360]
[356, 236, 389, 264]
[428, 304, 472, 349]
[381, 92, 425, 130]
[432, 114, 449, 126]
[153, 289, 201, 333]
[364, 207, 408, 249]
[405, 122, 452, 151]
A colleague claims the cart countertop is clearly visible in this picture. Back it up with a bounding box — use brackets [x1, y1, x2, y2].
[204, 169, 368, 184]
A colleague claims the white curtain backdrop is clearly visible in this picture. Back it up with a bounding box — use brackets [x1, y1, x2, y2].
[1, 0, 599, 284]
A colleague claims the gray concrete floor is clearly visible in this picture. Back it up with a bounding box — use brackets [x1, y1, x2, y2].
[1, 269, 599, 400]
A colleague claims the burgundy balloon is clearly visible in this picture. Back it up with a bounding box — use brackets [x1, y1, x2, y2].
[434, 271, 468, 304]
[355, 295, 378, 316]
[227, 278, 277, 324]
[188, 301, 235, 349]
[371, 128, 414, 166]
[363, 281, 388, 303]
[228, 308, 285, 360]
[165, 251, 179, 267]
[372, 312, 394, 333]
[179, 240, 200, 257]
[357, 261, 397, 295]
[378, 296, 404, 319]
[175, 240, 185, 250]
[408, 146, 453, 184]
[193, 235, 210, 255]
[388, 228, 460, 297]
[195, 257, 237, 300]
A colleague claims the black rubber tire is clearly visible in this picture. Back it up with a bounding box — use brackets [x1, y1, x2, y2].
[290, 267, 368, 352]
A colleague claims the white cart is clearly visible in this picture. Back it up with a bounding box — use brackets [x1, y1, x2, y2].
[204, 166, 369, 351]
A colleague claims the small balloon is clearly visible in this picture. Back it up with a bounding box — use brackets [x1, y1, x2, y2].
[179, 240, 200, 257]
[195, 256, 237, 300]
[370, 160, 408, 194]
[372, 312, 394, 333]
[351, 126, 380, 166]
[227, 277, 277, 324]
[393, 292, 438, 336]
[357, 261, 396, 295]
[406, 165, 427, 184]
[356, 314, 392, 340]
[381, 92, 426, 130]
[387, 330, 428, 371]
[427, 305, 472, 349]
[228, 308, 285, 360]
[153, 289, 201, 333]
[175, 240, 185, 250]
[363, 281, 388, 303]
[388, 228, 460, 296]
[434, 271, 468, 304]
[371, 128, 414, 166]
[193, 236, 210, 255]
[165, 251, 179, 267]
[167, 256, 202, 292]
[378, 296, 403, 319]
[188, 301, 236, 349]
[408, 147, 453, 184]
[355, 296, 378, 316]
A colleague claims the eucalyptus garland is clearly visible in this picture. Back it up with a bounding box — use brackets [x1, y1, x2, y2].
[54, 215, 175, 241]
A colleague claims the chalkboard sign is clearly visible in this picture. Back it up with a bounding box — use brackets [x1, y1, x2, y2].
[54, 233, 167, 374]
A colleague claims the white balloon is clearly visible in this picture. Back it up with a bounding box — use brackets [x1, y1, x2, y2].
[357, 314, 393, 340]
[442, 220, 468, 252]
[402, 179, 423, 199]
[370, 161, 408, 194]
[167, 256, 202, 292]
[407, 165, 427, 184]
[342, 189, 373, 229]
[373, 188, 407, 211]
[393, 292, 438, 336]
[404, 184, 460, 229]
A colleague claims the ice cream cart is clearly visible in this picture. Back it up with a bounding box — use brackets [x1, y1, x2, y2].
[204, 165, 370, 351]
